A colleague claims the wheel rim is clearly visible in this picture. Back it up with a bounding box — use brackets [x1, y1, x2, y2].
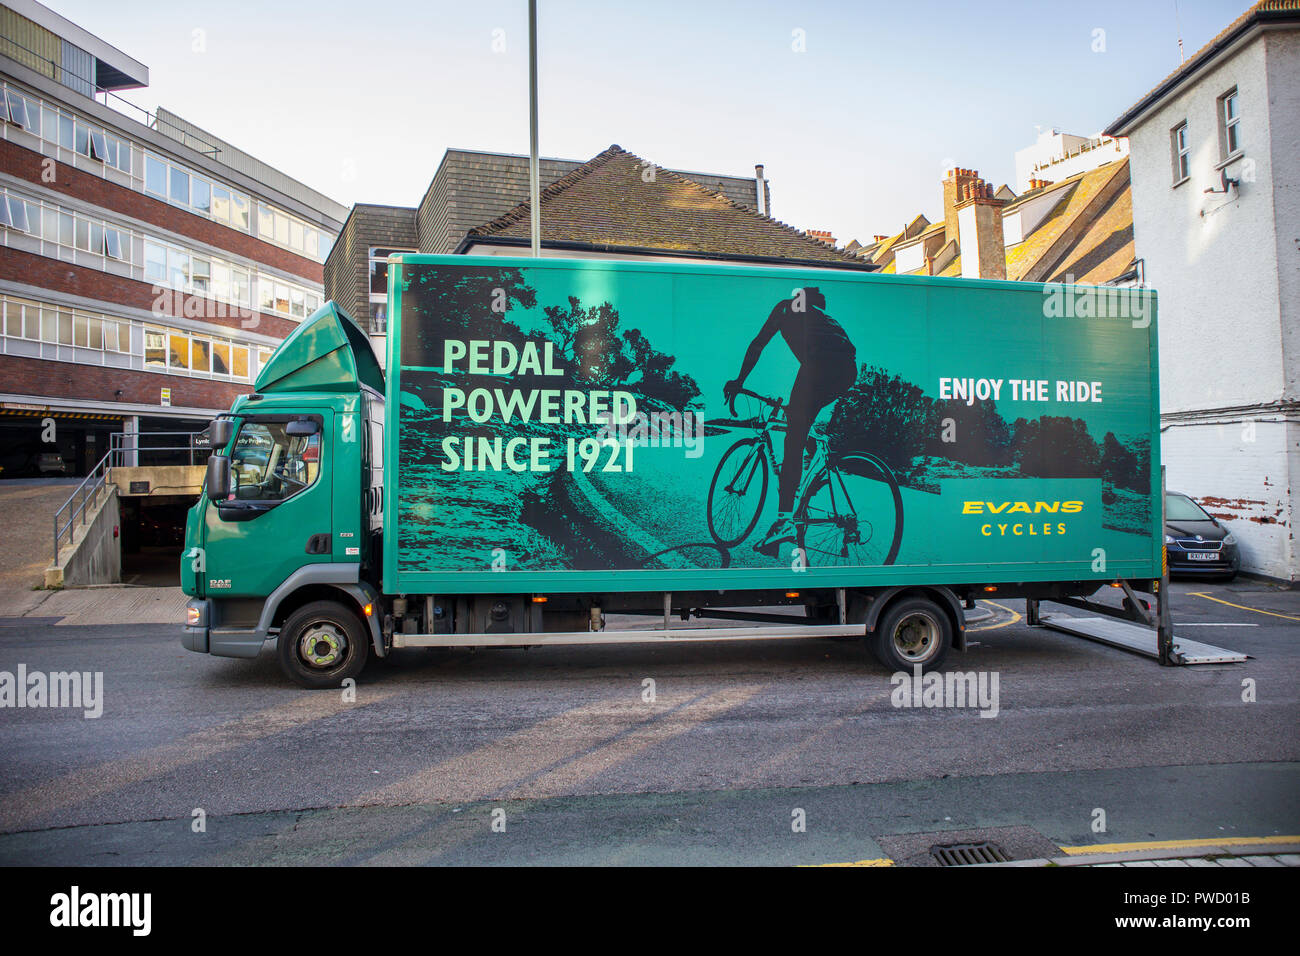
[796, 454, 902, 567]
[708, 441, 767, 546]
[298, 621, 348, 668]
[892, 612, 940, 664]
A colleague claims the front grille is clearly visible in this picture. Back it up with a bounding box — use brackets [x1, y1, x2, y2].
[931, 841, 1011, 866]
[1175, 538, 1221, 551]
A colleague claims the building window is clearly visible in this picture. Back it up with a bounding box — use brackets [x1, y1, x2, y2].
[2, 88, 35, 131]
[368, 247, 415, 333]
[1170, 122, 1190, 184]
[3, 81, 337, 261]
[139, 325, 252, 381]
[1218, 88, 1241, 159]
[1, 295, 131, 354]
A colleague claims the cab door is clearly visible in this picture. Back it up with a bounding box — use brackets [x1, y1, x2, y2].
[199, 412, 332, 598]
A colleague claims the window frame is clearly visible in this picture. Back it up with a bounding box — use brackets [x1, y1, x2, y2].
[1170, 121, 1190, 185]
[1218, 88, 1241, 160]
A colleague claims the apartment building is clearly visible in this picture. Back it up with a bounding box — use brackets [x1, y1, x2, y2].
[0, 0, 347, 477]
[1106, 0, 1299, 580]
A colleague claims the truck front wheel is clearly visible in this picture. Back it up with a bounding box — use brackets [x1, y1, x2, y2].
[277, 600, 369, 688]
[869, 597, 951, 673]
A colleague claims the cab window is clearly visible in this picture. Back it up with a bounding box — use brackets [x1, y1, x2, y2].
[230, 421, 320, 502]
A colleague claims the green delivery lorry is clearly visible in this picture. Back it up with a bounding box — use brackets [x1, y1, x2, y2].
[181, 254, 1167, 687]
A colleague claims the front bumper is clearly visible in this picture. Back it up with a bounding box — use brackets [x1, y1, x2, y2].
[181, 598, 266, 658]
[1165, 545, 1241, 575]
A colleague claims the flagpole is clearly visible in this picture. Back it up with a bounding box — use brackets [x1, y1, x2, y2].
[529, 0, 540, 257]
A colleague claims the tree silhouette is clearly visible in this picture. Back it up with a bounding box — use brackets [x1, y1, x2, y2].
[399, 265, 536, 368]
[1011, 416, 1100, 477]
[541, 297, 700, 410]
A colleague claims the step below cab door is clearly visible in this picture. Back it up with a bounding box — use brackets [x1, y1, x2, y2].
[199, 412, 332, 597]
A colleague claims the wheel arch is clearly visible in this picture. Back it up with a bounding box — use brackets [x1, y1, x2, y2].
[863, 586, 966, 651]
[259, 565, 385, 656]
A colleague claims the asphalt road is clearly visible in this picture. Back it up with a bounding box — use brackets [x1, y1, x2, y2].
[0, 580, 1297, 865]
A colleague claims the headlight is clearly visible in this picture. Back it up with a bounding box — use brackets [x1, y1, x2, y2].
[186, 605, 202, 626]
[1164, 534, 1175, 545]
[1223, 532, 1237, 545]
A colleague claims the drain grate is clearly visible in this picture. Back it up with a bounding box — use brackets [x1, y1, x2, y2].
[931, 841, 1011, 866]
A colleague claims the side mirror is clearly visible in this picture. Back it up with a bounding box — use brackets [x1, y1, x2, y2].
[209, 418, 235, 449]
[206, 455, 231, 501]
[286, 419, 319, 436]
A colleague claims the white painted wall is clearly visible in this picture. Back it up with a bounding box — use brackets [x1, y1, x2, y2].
[893, 240, 925, 274]
[1124, 28, 1298, 580]
[1014, 129, 1129, 192]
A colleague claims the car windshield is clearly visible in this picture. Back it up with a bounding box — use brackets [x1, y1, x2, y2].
[1166, 494, 1211, 522]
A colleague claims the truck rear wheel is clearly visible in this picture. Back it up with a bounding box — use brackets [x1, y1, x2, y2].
[869, 597, 950, 672]
[277, 600, 369, 688]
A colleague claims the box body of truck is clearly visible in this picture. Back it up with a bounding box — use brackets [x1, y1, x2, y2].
[388, 255, 1160, 591]
[183, 254, 1162, 686]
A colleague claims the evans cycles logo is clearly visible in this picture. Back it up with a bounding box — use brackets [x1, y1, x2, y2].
[962, 499, 1082, 538]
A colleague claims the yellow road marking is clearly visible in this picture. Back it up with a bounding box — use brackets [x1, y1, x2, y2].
[1060, 835, 1300, 855]
[969, 600, 1021, 632]
[1187, 591, 1300, 622]
[810, 857, 894, 867]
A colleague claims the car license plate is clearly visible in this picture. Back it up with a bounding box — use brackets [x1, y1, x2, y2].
[1187, 552, 1219, 561]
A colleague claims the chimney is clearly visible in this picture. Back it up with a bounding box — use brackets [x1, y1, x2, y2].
[942, 167, 982, 244]
[754, 164, 767, 216]
[873, 234, 889, 242]
[954, 179, 1008, 280]
[807, 229, 836, 246]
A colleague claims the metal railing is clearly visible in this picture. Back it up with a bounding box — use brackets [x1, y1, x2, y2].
[51, 431, 211, 565]
[0, 34, 222, 157]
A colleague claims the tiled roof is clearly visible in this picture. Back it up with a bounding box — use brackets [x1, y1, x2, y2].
[463, 145, 868, 267]
[1107, 0, 1300, 135]
[863, 214, 930, 266]
[935, 160, 1133, 283]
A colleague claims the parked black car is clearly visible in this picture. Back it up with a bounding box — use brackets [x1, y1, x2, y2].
[1165, 492, 1240, 579]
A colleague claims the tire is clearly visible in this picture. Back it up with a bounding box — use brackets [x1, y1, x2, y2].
[707, 438, 770, 547]
[796, 452, 902, 567]
[869, 597, 951, 672]
[277, 599, 370, 689]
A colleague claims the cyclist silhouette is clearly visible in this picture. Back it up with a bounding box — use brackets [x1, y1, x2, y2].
[724, 288, 858, 556]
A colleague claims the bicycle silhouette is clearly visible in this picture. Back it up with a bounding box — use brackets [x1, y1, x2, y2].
[707, 388, 903, 566]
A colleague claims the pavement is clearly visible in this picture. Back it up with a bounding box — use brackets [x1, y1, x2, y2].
[0, 479, 80, 615]
[7, 585, 188, 626]
[0, 578, 1295, 865]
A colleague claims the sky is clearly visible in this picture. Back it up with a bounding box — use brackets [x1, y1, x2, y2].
[46, 0, 1252, 245]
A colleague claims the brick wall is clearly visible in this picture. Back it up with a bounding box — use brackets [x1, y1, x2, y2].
[0, 246, 298, 339]
[0, 139, 324, 284]
[2, 352, 249, 411]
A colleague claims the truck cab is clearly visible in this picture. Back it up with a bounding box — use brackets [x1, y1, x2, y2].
[182, 303, 387, 687]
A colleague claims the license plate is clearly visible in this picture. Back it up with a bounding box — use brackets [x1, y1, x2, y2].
[1187, 552, 1219, 561]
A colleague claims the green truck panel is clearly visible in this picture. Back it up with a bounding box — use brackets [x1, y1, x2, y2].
[384, 255, 1162, 594]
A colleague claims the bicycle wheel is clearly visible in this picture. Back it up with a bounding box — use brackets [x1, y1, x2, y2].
[796, 452, 903, 567]
[707, 438, 770, 547]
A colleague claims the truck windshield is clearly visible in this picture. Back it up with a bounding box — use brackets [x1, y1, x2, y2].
[230, 421, 320, 502]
